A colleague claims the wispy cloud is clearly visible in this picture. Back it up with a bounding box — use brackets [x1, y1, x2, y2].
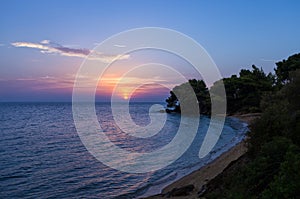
[12, 75, 75, 90]
[11, 40, 129, 63]
[12, 42, 49, 50]
[0, 43, 5, 47]
[114, 44, 126, 48]
[260, 58, 277, 62]
[40, 40, 50, 44]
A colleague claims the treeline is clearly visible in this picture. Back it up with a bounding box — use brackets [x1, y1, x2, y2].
[166, 79, 211, 114]
[200, 53, 299, 198]
[166, 53, 300, 115]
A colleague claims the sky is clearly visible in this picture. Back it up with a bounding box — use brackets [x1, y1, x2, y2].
[1, 0, 300, 102]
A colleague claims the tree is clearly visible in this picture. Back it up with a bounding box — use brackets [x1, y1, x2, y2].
[165, 79, 210, 114]
[262, 144, 300, 199]
[210, 65, 274, 114]
[275, 53, 300, 86]
[201, 54, 300, 199]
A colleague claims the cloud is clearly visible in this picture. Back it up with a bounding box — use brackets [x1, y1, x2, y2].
[40, 40, 50, 44]
[11, 75, 75, 90]
[12, 42, 49, 50]
[260, 58, 277, 62]
[114, 44, 126, 48]
[11, 40, 129, 63]
[0, 43, 5, 46]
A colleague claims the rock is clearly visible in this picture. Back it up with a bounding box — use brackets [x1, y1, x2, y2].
[166, 184, 195, 197]
[197, 184, 207, 197]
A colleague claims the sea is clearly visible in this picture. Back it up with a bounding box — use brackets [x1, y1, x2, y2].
[0, 102, 248, 198]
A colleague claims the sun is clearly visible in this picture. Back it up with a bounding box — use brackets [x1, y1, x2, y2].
[123, 95, 129, 100]
[120, 87, 132, 100]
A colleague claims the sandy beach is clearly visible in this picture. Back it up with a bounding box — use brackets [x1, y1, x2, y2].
[229, 113, 261, 124]
[144, 113, 259, 199]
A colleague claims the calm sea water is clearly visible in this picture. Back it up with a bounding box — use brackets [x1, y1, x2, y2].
[0, 102, 247, 198]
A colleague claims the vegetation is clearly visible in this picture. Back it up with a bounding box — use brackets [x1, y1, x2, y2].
[215, 65, 274, 114]
[166, 79, 210, 114]
[166, 65, 275, 114]
[275, 53, 300, 86]
[166, 53, 300, 198]
[207, 55, 300, 198]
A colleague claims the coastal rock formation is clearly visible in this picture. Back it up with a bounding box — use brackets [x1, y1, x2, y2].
[166, 184, 195, 197]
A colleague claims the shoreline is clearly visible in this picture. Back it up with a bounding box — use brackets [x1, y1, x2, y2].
[229, 113, 261, 124]
[143, 113, 259, 199]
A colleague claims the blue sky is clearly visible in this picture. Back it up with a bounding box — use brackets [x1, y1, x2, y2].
[1, 0, 300, 101]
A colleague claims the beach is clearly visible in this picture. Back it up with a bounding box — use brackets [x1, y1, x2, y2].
[144, 113, 259, 199]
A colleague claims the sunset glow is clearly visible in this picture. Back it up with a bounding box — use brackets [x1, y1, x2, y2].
[1, 1, 300, 102]
[1, 1, 300, 198]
